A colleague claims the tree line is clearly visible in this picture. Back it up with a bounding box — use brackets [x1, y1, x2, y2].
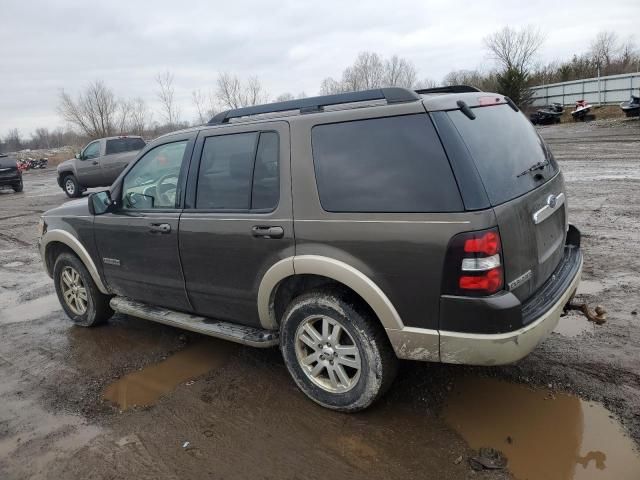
[1, 28, 637, 153]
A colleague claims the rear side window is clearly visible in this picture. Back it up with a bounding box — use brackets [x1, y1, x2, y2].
[196, 131, 279, 210]
[447, 104, 558, 206]
[106, 137, 146, 155]
[311, 114, 462, 212]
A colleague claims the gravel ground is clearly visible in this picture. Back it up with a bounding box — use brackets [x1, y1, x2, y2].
[0, 118, 638, 479]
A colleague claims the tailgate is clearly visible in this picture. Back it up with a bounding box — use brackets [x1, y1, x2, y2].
[493, 173, 567, 301]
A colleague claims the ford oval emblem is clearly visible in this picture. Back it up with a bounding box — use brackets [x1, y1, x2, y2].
[547, 194, 557, 209]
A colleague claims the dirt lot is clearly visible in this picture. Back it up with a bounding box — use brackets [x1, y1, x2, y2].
[1, 119, 639, 480]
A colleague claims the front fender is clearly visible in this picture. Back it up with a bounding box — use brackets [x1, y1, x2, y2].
[40, 229, 110, 294]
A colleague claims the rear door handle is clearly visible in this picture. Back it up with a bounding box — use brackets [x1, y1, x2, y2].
[92, 161, 99, 165]
[251, 225, 284, 239]
[149, 223, 171, 234]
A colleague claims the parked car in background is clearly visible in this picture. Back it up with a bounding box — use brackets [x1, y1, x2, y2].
[0, 153, 23, 193]
[56, 136, 146, 197]
[39, 86, 582, 411]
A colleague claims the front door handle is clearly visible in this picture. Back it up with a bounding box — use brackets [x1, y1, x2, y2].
[251, 225, 284, 239]
[149, 223, 171, 234]
[92, 161, 99, 165]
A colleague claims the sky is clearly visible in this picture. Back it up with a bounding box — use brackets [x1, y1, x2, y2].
[0, 0, 637, 138]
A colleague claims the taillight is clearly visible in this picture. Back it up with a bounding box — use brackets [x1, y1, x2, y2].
[442, 228, 504, 296]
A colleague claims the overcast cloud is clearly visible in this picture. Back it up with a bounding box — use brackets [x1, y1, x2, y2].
[0, 0, 637, 137]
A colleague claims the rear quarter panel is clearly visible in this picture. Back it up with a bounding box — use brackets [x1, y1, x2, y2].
[289, 105, 497, 330]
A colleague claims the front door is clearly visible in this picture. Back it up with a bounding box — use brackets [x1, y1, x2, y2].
[94, 134, 196, 311]
[76, 140, 102, 187]
[179, 122, 293, 327]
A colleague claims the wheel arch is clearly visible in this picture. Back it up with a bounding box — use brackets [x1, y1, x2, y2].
[258, 255, 404, 331]
[41, 230, 109, 295]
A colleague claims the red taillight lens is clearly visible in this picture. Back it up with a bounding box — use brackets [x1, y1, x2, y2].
[442, 227, 504, 297]
[463, 231, 500, 256]
[459, 267, 503, 293]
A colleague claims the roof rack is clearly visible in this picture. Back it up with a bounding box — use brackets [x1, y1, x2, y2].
[415, 85, 481, 94]
[208, 87, 421, 125]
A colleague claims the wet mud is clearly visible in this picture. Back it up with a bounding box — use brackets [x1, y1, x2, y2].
[444, 377, 640, 480]
[1, 122, 640, 479]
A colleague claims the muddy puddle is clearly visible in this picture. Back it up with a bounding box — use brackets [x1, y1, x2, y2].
[104, 340, 237, 410]
[554, 312, 595, 337]
[444, 377, 640, 479]
[0, 293, 60, 324]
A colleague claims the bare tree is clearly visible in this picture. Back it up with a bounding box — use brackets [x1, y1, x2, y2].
[115, 99, 133, 134]
[192, 89, 218, 124]
[590, 31, 619, 72]
[31, 128, 51, 149]
[319, 77, 344, 95]
[216, 73, 269, 109]
[129, 97, 151, 136]
[156, 71, 180, 126]
[484, 26, 544, 106]
[414, 78, 438, 89]
[57, 80, 118, 138]
[276, 92, 295, 102]
[5, 128, 22, 152]
[384, 55, 417, 88]
[484, 26, 544, 75]
[342, 52, 386, 91]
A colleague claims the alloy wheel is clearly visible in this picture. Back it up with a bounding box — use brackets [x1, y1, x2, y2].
[294, 315, 362, 393]
[60, 266, 88, 315]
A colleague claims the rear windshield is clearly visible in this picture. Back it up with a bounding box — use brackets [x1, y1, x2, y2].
[311, 114, 463, 213]
[447, 104, 558, 205]
[105, 137, 146, 155]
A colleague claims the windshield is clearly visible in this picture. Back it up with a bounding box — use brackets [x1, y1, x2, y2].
[447, 104, 558, 206]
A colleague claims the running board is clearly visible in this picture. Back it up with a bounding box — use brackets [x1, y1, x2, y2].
[109, 297, 279, 347]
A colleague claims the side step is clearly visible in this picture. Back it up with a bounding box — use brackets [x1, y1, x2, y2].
[109, 297, 279, 348]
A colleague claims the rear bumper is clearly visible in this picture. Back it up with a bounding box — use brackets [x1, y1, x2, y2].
[389, 226, 583, 365]
[0, 172, 21, 185]
[438, 249, 581, 365]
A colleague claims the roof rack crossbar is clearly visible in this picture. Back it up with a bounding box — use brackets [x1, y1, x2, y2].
[208, 87, 420, 125]
[415, 85, 481, 94]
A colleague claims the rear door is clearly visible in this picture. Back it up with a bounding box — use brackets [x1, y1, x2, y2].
[102, 138, 146, 183]
[444, 104, 567, 301]
[179, 121, 293, 327]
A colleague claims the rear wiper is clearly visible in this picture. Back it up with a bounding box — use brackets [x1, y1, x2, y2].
[517, 160, 548, 178]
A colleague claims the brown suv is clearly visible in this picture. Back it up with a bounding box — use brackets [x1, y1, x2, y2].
[38, 86, 582, 411]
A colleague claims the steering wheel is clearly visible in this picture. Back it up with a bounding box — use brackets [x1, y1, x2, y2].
[156, 173, 179, 206]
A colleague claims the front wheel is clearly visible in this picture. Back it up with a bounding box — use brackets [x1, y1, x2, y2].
[280, 289, 398, 412]
[13, 178, 23, 192]
[63, 175, 81, 198]
[53, 253, 113, 326]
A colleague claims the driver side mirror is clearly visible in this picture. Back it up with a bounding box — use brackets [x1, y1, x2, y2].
[89, 191, 115, 215]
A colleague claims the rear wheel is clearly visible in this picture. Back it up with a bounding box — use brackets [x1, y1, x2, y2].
[280, 289, 397, 412]
[53, 253, 113, 326]
[63, 175, 81, 198]
[12, 178, 23, 192]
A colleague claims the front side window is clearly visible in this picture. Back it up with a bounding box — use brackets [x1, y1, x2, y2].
[122, 141, 187, 209]
[311, 114, 463, 213]
[83, 141, 100, 159]
[196, 131, 279, 211]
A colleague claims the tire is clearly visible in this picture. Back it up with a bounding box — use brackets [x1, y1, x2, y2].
[53, 252, 113, 327]
[63, 175, 81, 198]
[279, 289, 398, 412]
[13, 178, 23, 192]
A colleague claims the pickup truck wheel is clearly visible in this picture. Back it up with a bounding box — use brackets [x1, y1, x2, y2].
[63, 175, 81, 198]
[280, 289, 398, 412]
[53, 253, 113, 327]
[12, 178, 23, 192]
